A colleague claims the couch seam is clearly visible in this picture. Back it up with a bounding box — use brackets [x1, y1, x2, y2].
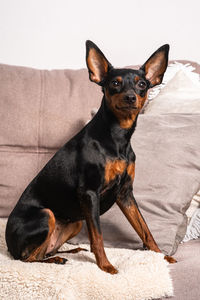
[37, 70, 45, 171]
[0, 149, 57, 154]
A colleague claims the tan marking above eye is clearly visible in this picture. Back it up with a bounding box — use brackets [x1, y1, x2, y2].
[116, 76, 123, 82]
[134, 75, 140, 82]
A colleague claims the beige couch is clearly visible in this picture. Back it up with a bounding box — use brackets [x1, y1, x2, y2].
[0, 61, 200, 299]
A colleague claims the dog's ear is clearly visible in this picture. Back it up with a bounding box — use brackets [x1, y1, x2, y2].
[86, 40, 113, 85]
[140, 44, 169, 87]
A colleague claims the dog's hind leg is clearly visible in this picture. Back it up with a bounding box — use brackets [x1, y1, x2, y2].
[45, 220, 87, 257]
[22, 208, 67, 264]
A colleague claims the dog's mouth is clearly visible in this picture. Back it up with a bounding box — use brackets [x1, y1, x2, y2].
[115, 105, 138, 111]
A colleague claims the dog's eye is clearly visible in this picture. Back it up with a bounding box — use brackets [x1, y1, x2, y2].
[137, 80, 147, 89]
[111, 80, 120, 87]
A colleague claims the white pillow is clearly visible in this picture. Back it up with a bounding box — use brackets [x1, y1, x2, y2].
[147, 62, 200, 101]
[145, 70, 200, 114]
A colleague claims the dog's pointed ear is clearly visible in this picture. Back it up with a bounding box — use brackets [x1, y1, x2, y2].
[86, 40, 113, 85]
[140, 44, 169, 87]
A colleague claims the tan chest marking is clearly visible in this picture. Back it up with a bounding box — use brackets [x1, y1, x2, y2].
[104, 160, 127, 184]
[127, 162, 135, 182]
[104, 160, 135, 185]
[119, 116, 137, 129]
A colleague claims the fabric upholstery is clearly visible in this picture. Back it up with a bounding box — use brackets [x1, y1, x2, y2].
[0, 61, 200, 256]
[144, 70, 200, 114]
[73, 114, 200, 255]
[0, 64, 102, 216]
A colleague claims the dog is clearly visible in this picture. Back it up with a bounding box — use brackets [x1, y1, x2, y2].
[6, 41, 176, 274]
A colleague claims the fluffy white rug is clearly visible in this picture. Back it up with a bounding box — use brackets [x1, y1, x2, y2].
[0, 219, 173, 300]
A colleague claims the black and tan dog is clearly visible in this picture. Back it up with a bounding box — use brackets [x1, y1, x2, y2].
[6, 41, 176, 274]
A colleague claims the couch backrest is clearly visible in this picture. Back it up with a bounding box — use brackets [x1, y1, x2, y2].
[0, 64, 103, 216]
[0, 61, 199, 217]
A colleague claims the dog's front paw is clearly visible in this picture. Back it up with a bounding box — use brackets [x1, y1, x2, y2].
[100, 263, 118, 274]
[164, 255, 177, 263]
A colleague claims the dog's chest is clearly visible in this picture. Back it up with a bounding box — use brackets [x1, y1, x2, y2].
[100, 159, 135, 196]
[104, 159, 135, 185]
[99, 159, 135, 215]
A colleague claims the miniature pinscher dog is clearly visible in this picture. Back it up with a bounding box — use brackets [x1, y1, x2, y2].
[6, 41, 176, 274]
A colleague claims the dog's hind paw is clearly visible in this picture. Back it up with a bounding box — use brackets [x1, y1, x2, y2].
[164, 255, 177, 263]
[43, 256, 68, 265]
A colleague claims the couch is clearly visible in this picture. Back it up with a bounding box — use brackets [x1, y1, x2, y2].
[0, 60, 200, 299]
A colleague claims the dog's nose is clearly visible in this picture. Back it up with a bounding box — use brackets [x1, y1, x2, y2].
[125, 94, 136, 103]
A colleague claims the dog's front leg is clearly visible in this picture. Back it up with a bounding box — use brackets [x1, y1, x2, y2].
[116, 193, 176, 263]
[80, 190, 118, 274]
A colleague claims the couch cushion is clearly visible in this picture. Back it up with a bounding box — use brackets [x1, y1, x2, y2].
[144, 70, 200, 114]
[73, 114, 200, 255]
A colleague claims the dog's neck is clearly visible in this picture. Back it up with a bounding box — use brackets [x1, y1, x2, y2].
[101, 96, 138, 138]
[89, 97, 138, 158]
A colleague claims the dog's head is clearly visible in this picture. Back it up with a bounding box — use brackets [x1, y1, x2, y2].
[86, 40, 169, 128]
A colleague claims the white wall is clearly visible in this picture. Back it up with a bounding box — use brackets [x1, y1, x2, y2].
[0, 0, 199, 69]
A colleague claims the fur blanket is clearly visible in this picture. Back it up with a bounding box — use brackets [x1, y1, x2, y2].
[0, 219, 173, 300]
